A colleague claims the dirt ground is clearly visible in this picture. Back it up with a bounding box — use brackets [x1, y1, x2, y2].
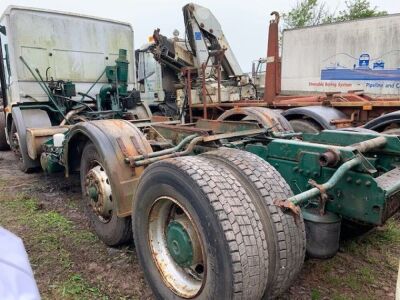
[0, 150, 398, 300]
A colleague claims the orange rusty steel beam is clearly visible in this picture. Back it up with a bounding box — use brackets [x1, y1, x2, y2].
[264, 11, 280, 104]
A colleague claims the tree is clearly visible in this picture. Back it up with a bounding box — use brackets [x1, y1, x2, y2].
[335, 0, 387, 22]
[283, 0, 387, 29]
[282, 0, 332, 29]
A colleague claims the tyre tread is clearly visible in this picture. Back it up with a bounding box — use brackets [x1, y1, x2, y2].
[165, 156, 268, 299]
[203, 148, 306, 299]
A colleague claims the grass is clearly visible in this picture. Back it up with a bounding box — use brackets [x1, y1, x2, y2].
[311, 288, 321, 300]
[301, 216, 400, 299]
[0, 193, 108, 299]
[57, 274, 108, 300]
[358, 266, 375, 285]
[0, 185, 398, 299]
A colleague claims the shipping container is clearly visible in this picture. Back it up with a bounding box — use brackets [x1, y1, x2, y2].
[281, 14, 400, 96]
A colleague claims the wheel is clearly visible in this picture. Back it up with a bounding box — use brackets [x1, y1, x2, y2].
[289, 119, 321, 133]
[382, 128, 400, 135]
[10, 121, 38, 173]
[133, 156, 268, 299]
[10, 108, 50, 173]
[0, 111, 9, 150]
[203, 148, 306, 299]
[80, 142, 131, 246]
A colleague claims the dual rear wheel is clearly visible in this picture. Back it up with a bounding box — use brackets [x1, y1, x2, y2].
[79, 141, 305, 299]
[132, 151, 306, 299]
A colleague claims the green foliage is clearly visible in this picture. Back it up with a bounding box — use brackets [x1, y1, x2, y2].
[282, 0, 332, 29]
[336, 0, 387, 22]
[311, 288, 321, 300]
[283, 0, 387, 29]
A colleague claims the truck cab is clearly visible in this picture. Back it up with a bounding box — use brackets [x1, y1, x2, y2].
[0, 6, 150, 152]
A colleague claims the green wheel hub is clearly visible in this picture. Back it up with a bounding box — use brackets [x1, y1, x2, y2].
[166, 221, 194, 267]
[88, 185, 99, 201]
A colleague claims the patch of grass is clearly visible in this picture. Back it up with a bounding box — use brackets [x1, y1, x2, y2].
[325, 273, 342, 287]
[342, 240, 360, 254]
[332, 294, 348, 300]
[325, 268, 370, 292]
[367, 219, 400, 245]
[358, 266, 375, 285]
[345, 274, 361, 290]
[311, 288, 321, 300]
[57, 274, 108, 300]
[0, 193, 110, 299]
[72, 230, 98, 243]
[319, 258, 336, 273]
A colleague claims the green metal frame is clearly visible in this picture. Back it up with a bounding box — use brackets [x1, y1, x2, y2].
[245, 130, 400, 225]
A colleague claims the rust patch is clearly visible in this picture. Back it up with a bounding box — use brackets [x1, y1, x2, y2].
[274, 199, 301, 215]
[116, 137, 130, 158]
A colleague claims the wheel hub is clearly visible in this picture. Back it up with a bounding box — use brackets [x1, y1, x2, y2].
[85, 165, 113, 222]
[148, 197, 206, 298]
[167, 220, 194, 267]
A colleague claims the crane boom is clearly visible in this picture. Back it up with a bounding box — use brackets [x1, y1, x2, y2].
[183, 3, 243, 78]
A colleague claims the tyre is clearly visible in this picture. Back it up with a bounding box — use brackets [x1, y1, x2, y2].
[203, 148, 306, 299]
[289, 119, 321, 133]
[10, 108, 50, 173]
[10, 121, 38, 173]
[0, 111, 9, 150]
[80, 142, 132, 246]
[132, 156, 268, 299]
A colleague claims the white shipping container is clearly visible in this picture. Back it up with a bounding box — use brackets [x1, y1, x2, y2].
[281, 14, 400, 96]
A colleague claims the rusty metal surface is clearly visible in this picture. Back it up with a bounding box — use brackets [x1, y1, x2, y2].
[131, 128, 266, 167]
[148, 196, 206, 298]
[26, 126, 69, 159]
[195, 119, 261, 133]
[350, 136, 387, 153]
[274, 199, 301, 216]
[375, 167, 400, 223]
[308, 179, 328, 215]
[201, 128, 266, 142]
[65, 119, 153, 217]
[319, 149, 341, 167]
[217, 106, 292, 132]
[151, 123, 210, 145]
[264, 12, 281, 103]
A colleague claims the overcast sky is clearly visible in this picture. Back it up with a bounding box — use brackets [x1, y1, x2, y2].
[0, 0, 399, 71]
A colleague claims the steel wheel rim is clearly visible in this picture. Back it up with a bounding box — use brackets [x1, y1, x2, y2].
[84, 161, 113, 223]
[148, 196, 206, 298]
